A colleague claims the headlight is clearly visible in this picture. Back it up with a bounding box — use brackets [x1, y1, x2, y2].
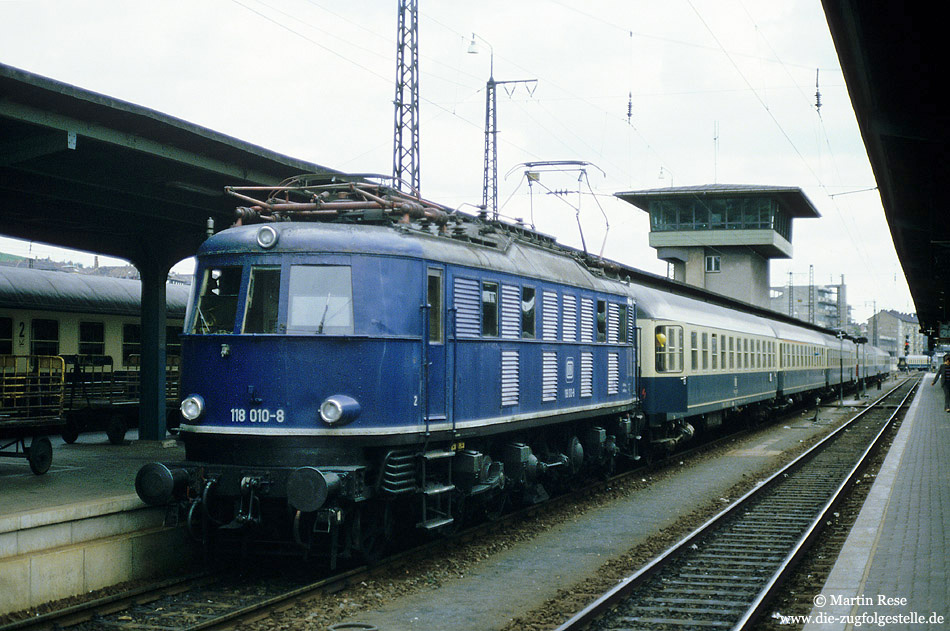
[256, 225, 279, 249]
[319, 395, 360, 425]
[180, 394, 205, 421]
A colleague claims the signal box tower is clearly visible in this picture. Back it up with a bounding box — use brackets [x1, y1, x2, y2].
[616, 184, 820, 308]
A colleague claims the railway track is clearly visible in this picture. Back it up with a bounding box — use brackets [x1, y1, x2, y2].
[554, 376, 919, 631]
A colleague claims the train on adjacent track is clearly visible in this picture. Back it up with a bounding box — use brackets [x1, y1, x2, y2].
[0, 267, 188, 472]
[134, 177, 891, 566]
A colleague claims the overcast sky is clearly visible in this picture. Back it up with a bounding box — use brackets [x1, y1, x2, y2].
[0, 0, 914, 322]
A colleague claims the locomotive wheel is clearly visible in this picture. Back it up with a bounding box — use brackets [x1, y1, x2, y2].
[28, 436, 53, 475]
[107, 415, 127, 445]
[61, 417, 80, 444]
[352, 503, 392, 565]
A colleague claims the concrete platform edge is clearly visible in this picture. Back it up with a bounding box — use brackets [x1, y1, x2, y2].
[800, 382, 923, 630]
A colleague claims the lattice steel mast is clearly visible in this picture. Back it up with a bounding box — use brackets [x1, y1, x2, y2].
[392, 0, 420, 195]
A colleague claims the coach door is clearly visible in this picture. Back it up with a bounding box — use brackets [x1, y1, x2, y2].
[424, 267, 448, 429]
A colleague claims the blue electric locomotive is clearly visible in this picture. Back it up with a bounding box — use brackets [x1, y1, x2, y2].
[136, 179, 641, 563]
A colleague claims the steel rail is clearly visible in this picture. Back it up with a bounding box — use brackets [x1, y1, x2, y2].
[554, 377, 918, 631]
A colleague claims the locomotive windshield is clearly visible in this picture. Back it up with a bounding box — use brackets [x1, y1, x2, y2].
[287, 265, 354, 335]
[243, 266, 281, 333]
[193, 266, 241, 334]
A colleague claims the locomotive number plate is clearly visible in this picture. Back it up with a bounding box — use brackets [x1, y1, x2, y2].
[229, 408, 286, 423]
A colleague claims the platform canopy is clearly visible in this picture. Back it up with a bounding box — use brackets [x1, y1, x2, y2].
[0, 62, 343, 268]
[821, 1, 949, 340]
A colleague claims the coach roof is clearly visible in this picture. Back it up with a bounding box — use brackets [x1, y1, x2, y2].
[0, 266, 189, 317]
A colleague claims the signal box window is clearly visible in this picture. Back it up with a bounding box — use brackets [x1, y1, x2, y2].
[655, 325, 683, 373]
[79, 322, 105, 355]
[287, 265, 354, 335]
[243, 267, 281, 334]
[0, 317, 12, 355]
[481, 282, 499, 337]
[193, 266, 242, 334]
[31, 319, 59, 356]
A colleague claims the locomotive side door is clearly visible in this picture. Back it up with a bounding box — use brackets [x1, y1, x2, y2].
[424, 267, 448, 426]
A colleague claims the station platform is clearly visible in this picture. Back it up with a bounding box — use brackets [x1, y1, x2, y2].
[804, 374, 949, 630]
[0, 431, 192, 616]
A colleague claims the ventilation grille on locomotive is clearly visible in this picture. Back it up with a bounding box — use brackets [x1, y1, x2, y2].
[542, 351, 558, 402]
[501, 350, 519, 406]
[581, 351, 593, 398]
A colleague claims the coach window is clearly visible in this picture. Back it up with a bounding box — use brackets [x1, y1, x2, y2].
[31, 319, 59, 356]
[122, 324, 140, 366]
[287, 265, 354, 335]
[711, 334, 718, 370]
[428, 269, 444, 343]
[481, 281, 499, 337]
[701, 332, 709, 370]
[243, 266, 281, 334]
[655, 325, 683, 373]
[193, 266, 242, 334]
[79, 322, 105, 355]
[0, 317, 11, 354]
[690, 331, 698, 370]
[521, 287, 536, 339]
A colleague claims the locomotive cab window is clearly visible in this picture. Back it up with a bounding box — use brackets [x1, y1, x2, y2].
[193, 266, 242, 334]
[287, 265, 354, 335]
[243, 266, 281, 334]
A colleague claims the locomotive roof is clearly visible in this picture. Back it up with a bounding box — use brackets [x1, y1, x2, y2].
[0, 266, 190, 317]
[201, 222, 625, 295]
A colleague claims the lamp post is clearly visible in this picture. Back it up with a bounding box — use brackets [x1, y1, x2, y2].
[855, 336, 868, 398]
[836, 330, 845, 405]
[468, 34, 535, 221]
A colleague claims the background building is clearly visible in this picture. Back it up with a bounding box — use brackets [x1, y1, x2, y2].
[868, 310, 928, 358]
[769, 278, 848, 330]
